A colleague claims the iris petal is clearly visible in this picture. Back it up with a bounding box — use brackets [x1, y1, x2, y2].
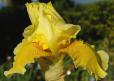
[60, 41, 107, 79]
[24, 2, 81, 54]
[4, 41, 51, 76]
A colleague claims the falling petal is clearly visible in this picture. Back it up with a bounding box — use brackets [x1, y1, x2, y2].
[4, 41, 51, 76]
[60, 40, 107, 79]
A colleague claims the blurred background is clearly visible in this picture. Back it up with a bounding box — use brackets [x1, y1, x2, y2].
[0, 0, 114, 81]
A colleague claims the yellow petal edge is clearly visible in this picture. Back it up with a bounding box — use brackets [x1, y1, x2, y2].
[60, 40, 107, 79]
[4, 41, 51, 76]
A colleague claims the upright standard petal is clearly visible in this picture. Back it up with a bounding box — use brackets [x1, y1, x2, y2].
[60, 41, 107, 79]
[24, 2, 81, 54]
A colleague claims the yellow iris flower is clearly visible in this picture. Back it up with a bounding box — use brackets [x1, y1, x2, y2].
[4, 2, 108, 80]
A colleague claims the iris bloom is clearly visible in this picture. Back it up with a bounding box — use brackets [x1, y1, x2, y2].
[4, 2, 109, 80]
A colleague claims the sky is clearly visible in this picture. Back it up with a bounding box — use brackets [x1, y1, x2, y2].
[0, 0, 99, 8]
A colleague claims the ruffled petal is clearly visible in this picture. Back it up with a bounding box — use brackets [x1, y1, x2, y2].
[60, 40, 107, 79]
[24, 2, 81, 54]
[4, 41, 51, 77]
[26, 2, 65, 25]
